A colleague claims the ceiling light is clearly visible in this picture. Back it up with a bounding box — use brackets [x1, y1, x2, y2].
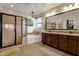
[10, 5, 14, 7]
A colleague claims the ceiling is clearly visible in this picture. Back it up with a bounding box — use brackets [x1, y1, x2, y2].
[0, 3, 62, 17]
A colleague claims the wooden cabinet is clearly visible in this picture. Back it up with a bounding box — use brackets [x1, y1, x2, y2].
[68, 36, 78, 55]
[51, 34, 58, 48]
[58, 35, 67, 51]
[45, 33, 51, 45]
[42, 33, 46, 44]
[42, 33, 51, 45]
[42, 33, 79, 55]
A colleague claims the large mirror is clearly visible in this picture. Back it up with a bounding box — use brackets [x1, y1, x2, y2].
[45, 8, 79, 30]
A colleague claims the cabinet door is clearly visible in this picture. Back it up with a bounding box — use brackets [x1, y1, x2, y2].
[42, 33, 46, 43]
[46, 33, 51, 45]
[51, 34, 58, 48]
[58, 35, 67, 51]
[68, 37, 78, 55]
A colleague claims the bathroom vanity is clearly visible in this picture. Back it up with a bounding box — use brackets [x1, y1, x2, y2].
[42, 31, 79, 55]
[42, 6, 79, 55]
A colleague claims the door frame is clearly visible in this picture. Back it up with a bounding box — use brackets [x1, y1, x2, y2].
[0, 13, 2, 48]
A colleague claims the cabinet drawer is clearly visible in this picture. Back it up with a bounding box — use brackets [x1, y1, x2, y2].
[58, 35, 67, 39]
[51, 36, 58, 42]
[51, 39, 57, 42]
[51, 41, 58, 48]
[68, 36, 78, 41]
[52, 34, 58, 37]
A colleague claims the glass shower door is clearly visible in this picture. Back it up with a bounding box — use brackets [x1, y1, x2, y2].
[2, 14, 15, 47]
[16, 17, 22, 44]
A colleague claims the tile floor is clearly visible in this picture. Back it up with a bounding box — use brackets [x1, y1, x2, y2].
[0, 42, 71, 56]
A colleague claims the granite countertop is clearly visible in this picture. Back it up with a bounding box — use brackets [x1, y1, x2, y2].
[42, 31, 79, 36]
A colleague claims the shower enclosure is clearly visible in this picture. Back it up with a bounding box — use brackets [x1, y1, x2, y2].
[2, 14, 15, 47]
[0, 13, 25, 48]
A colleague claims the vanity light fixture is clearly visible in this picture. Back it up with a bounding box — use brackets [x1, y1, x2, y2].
[68, 3, 74, 9]
[69, 4, 73, 8]
[74, 3, 79, 6]
[45, 13, 51, 17]
[74, 3, 79, 8]
[51, 11, 56, 15]
[63, 6, 69, 11]
[63, 3, 74, 11]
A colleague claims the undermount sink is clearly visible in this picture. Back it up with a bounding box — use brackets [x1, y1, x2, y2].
[68, 32, 79, 34]
[68, 31, 73, 33]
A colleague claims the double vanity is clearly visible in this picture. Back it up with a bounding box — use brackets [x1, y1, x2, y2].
[42, 30, 79, 55]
